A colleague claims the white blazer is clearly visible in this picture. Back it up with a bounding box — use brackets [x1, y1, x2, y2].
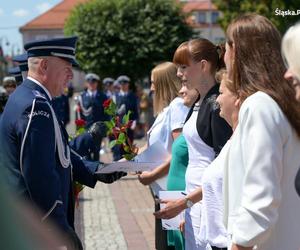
[223, 91, 300, 250]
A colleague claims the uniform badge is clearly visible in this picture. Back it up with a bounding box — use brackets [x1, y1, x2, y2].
[32, 90, 47, 100]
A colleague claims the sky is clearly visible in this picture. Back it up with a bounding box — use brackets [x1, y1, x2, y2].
[0, 0, 61, 56]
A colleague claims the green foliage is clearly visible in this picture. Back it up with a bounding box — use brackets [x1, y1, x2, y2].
[117, 132, 126, 144]
[65, 0, 193, 80]
[123, 153, 137, 160]
[103, 101, 117, 116]
[109, 140, 117, 148]
[122, 110, 131, 124]
[213, 0, 299, 34]
[76, 127, 86, 136]
[104, 120, 115, 132]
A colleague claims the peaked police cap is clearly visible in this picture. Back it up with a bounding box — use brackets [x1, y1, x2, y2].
[24, 36, 79, 67]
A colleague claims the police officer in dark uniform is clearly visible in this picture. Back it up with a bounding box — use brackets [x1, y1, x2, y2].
[12, 53, 103, 159]
[12, 53, 29, 80]
[103, 77, 115, 99]
[112, 75, 139, 160]
[76, 73, 109, 160]
[0, 37, 126, 250]
[8, 66, 23, 85]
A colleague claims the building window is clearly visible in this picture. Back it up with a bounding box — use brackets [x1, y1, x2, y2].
[211, 12, 219, 24]
[34, 35, 48, 41]
[197, 12, 206, 24]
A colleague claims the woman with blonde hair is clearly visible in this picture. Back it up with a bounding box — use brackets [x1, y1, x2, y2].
[282, 22, 300, 197]
[281, 23, 300, 196]
[282, 22, 300, 101]
[223, 14, 300, 250]
[138, 61, 189, 249]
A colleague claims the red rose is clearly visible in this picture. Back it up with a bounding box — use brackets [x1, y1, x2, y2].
[75, 119, 86, 127]
[103, 99, 112, 108]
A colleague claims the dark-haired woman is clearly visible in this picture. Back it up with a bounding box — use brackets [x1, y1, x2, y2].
[223, 14, 300, 250]
[156, 39, 232, 250]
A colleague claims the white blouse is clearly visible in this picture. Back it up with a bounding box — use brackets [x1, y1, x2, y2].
[223, 92, 300, 250]
[147, 97, 189, 194]
[198, 140, 230, 248]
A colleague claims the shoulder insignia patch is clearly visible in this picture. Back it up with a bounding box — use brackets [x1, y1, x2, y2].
[32, 90, 47, 100]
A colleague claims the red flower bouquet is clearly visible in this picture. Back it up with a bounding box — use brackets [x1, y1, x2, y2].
[103, 99, 138, 160]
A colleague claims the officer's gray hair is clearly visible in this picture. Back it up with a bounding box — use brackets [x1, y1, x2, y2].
[28, 56, 48, 72]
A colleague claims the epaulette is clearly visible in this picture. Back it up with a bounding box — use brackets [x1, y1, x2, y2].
[32, 90, 47, 100]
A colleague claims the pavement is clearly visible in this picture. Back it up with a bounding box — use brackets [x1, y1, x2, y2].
[74, 138, 156, 250]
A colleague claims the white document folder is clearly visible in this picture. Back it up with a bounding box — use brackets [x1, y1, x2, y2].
[159, 191, 186, 230]
[96, 141, 169, 174]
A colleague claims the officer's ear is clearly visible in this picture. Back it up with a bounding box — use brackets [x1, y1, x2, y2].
[40, 58, 48, 73]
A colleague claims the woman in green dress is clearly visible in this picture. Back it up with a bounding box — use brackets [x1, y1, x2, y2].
[167, 85, 199, 250]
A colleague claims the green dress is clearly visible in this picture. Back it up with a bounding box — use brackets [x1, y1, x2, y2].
[166, 134, 188, 250]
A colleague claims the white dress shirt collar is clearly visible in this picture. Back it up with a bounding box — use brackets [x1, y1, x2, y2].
[120, 90, 128, 96]
[27, 76, 52, 100]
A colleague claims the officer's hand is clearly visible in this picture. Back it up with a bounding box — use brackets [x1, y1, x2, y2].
[88, 122, 107, 144]
[95, 171, 127, 184]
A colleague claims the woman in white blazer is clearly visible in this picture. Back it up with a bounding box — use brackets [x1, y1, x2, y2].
[223, 14, 300, 250]
[282, 22, 300, 197]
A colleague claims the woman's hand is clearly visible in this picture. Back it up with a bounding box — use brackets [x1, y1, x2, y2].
[138, 171, 155, 185]
[179, 220, 185, 233]
[231, 243, 253, 250]
[153, 198, 186, 219]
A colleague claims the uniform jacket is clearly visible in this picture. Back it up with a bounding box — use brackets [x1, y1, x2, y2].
[115, 91, 139, 122]
[52, 94, 70, 126]
[78, 90, 109, 128]
[0, 78, 98, 232]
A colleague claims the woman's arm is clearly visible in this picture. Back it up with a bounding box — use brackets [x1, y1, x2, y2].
[154, 187, 203, 219]
[231, 94, 284, 246]
[137, 143, 148, 154]
[138, 155, 171, 185]
[138, 129, 181, 185]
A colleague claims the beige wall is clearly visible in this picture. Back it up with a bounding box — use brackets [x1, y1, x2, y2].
[21, 29, 64, 45]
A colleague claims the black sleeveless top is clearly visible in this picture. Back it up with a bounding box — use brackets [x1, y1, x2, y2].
[184, 84, 232, 156]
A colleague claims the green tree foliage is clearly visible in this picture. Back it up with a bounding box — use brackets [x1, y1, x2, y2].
[65, 0, 193, 80]
[213, 0, 299, 34]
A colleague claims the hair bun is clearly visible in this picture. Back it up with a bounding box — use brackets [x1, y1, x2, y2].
[216, 44, 226, 70]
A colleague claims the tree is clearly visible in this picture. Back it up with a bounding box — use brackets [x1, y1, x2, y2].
[65, 0, 193, 81]
[213, 0, 299, 34]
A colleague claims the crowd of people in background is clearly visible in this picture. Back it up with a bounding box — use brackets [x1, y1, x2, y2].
[1, 13, 300, 250]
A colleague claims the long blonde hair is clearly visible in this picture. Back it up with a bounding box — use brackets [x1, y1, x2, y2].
[282, 22, 300, 81]
[152, 62, 181, 116]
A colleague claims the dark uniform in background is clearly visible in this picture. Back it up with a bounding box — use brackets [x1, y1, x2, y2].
[8, 66, 23, 85]
[112, 75, 139, 161]
[52, 94, 70, 128]
[76, 73, 109, 161]
[0, 37, 125, 250]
